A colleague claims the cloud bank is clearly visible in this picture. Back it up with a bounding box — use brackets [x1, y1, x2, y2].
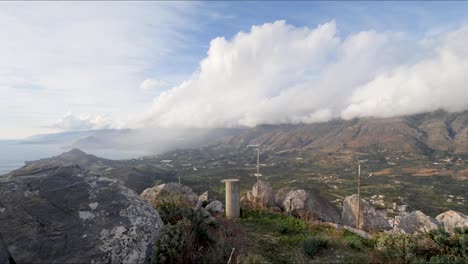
[50, 113, 119, 131]
[147, 20, 468, 128]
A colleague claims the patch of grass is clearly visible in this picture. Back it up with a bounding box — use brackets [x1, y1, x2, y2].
[239, 208, 380, 263]
[344, 230, 375, 251]
[302, 236, 329, 257]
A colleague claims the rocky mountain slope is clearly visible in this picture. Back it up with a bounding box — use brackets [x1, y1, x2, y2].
[23, 148, 116, 168]
[223, 111, 468, 155]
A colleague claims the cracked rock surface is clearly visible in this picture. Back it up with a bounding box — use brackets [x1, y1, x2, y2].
[0, 161, 163, 264]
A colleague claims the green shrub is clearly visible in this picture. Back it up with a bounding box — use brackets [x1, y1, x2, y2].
[277, 219, 304, 234]
[278, 222, 291, 234]
[150, 191, 228, 263]
[375, 233, 418, 262]
[429, 228, 451, 248]
[150, 191, 193, 225]
[303, 236, 329, 257]
[375, 231, 468, 263]
[152, 218, 195, 264]
[428, 227, 468, 257]
[454, 227, 468, 235]
[343, 230, 374, 251]
[345, 235, 365, 251]
[458, 233, 468, 257]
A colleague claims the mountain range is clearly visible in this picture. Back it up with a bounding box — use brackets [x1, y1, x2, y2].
[19, 110, 468, 157]
[223, 110, 468, 155]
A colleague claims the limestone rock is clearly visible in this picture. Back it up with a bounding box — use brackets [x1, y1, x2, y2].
[246, 191, 254, 203]
[199, 191, 209, 204]
[306, 191, 341, 223]
[250, 180, 276, 207]
[141, 182, 198, 207]
[343, 226, 373, 239]
[283, 189, 340, 223]
[206, 200, 223, 214]
[342, 194, 391, 231]
[0, 162, 163, 264]
[197, 191, 209, 208]
[275, 187, 294, 210]
[199, 207, 218, 226]
[284, 189, 308, 215]
[436, 210, 468, 233]
[394, 211, 440, 234]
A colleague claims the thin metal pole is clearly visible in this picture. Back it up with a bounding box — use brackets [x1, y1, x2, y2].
[257, 148, 260, 176]
[357, 163, 361, 229]
[254, 148, 260, 209]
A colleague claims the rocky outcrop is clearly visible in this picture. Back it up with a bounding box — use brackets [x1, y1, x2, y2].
[342, 194, 391, 231]
[436, 210, 468, 233]
[275, 187, 294, 210]
[306, 191, 341, 223]
[199, 191, 209, 203]
[283, 189, 308, 215]
[0, 161, 163, 264]
[141, 182, 199, 207]
[283, 189, 341, 223]
[394, 211, 440, 234]
[205, 201, 223, 214]
[246, 180, 275, 207]
[196, 191, 209, 208]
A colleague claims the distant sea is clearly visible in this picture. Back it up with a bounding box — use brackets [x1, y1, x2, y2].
[0, 140, 149, 175]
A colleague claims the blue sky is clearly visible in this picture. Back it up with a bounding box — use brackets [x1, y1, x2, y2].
[1, 1, 468, 138]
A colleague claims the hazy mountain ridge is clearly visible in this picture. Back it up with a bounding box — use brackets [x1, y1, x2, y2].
[20, 111, 467, 157]
[223, 111, 468, 155]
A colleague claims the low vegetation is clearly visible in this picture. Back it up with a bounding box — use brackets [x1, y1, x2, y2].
[302, 236, 329, 257]
[374, 227, 468, 264]
[236, 207, 467, 263]
[149, 192, 246, 264]
[149, 192, 467, 263]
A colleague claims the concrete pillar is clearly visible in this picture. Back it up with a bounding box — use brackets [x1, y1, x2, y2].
[222, 179, 240, 219]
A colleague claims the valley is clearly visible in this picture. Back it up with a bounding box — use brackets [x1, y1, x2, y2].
[10, 110, 465, 218]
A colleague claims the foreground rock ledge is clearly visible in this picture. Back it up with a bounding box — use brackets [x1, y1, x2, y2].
[0, 161, 163, 264]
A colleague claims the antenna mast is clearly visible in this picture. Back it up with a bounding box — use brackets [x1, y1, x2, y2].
[357, 162, 361, 229]
[254, 147, 262, 207]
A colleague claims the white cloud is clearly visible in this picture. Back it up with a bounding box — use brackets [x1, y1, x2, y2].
[0, 2, 200, 138]
[146, 20, 468, 128]
[140, 78, 169, 91]
[342, 25, 468, 119]
[50, 113, 119, 131]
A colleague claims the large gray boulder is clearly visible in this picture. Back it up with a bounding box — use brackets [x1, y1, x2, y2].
[283, 189, 341, 223]
[436, 210, 468, 233]
[246, 180, 275, 207]
[0, 161, 164, 264]
[205, 200, 224, 214]
[342, 194, 391, 231]
[283, 189, 308, 215]
[394, 211, 440, 234]
[140, 182, 198, 207]
[275, 187, 294, 210]
[306, 191, 341, 223]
